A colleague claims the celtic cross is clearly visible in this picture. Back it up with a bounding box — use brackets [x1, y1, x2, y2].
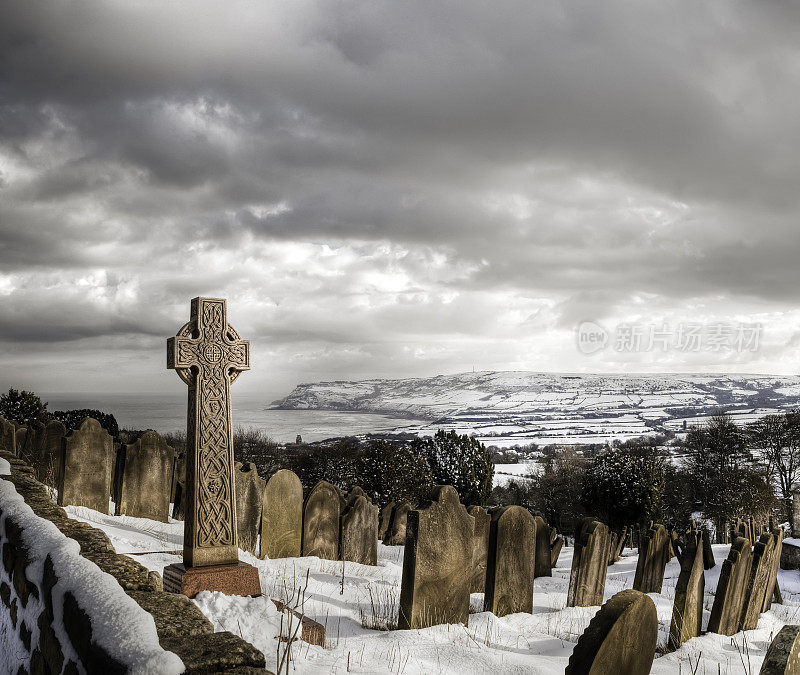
[168, 297, 250, 567]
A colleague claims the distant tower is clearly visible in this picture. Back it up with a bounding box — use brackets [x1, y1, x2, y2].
[296, 434, 302, 445]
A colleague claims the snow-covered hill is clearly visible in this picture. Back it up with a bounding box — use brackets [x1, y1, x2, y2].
[271, 372, 800, 446]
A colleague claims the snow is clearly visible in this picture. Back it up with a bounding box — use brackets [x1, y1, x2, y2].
[0, 458, 10, 476]
[272, 371, 800, 446]
[0, 479, 183, 675]
[65, 503, 800, 674]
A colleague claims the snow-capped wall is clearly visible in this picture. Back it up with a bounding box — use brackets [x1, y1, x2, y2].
[0, 451, 266, 674]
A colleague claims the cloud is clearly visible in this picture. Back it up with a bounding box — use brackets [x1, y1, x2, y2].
[2, 0, 800, 395]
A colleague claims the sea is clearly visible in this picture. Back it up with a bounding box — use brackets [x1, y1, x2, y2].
[40, 392, 420, 444]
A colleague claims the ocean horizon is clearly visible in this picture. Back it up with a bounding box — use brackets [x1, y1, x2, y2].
[39, 392, 419, 444]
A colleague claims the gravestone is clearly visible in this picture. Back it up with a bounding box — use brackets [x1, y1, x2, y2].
[741, 532, 779, 631]
[235, 462, 265, 557]
[668, 531, 704, 649]
[398, 486, 474, 630]
[344, 486, 366, 507]
[58, 418, 114, 514]
[0, 417, 15, 455]
[566, 589, 657, 675]
[633, 523, 670, 593]
[484, 506, 536, 617]
[378, 500, 395, 541]
[384, 500, 412, 545]
[708, 536, 753, 635]
[19, 421, 43, 469]
[468, 505, 490, 593]
[162, 297, 261, 598]
[764, 529, 783, 612]
[551, 536, 564, 568]
[533, 515, 551, 578]
[302, 480, 341, 560]
[260, 469, 303, 559]
[702, 528, 716, 569]
[567, 518, 610, 607]
[36, 420, 66, 488]
[171, 453, 185, 505]
[760, 624, 800, 674]
[340, 494, 378, 565]
[14, 427, 26, 458]
[115, 431, 176, 522]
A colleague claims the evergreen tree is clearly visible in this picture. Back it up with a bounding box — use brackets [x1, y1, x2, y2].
[51, 409, 119, 437]
[357, 439, 434, 507]
[411, 429, 493, 506]
[0, 388, 48, 427]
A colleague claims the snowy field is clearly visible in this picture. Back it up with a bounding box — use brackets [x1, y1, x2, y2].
[65, 505, 800, 674]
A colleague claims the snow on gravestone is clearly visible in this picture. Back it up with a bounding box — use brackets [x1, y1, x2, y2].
[668, 530, 705, 650]
[708, 536, 753, 636]
[533, 515, 551, 578]
[567, 518, 610, 608]
[484, 505, 536, 617]
[761, 624, 800, 674]
[740, 531, 780, 631]
[234, 461, 265, 557]
[384, 500, 412, 546]
[468, 505, 490, 593]
[566, 589, 658, 675]
[633, 523, 670, 594]
[341, 494, 378, 565]
[398, 486, 474, 630]
[58, 418, 114, 514]
[115, 431, 176, 522]
[260, 469, 302, 559]
[302, 480, 341, 560]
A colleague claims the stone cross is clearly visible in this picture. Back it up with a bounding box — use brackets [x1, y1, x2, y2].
[167, 297, 250, 567]
[163, 298, 259, 599]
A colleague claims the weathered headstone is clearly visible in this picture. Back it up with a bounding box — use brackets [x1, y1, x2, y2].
[533, 515, 551, 578]
[340, 494, 378, 565]
[302, 480, 341, 560]
[708, 536, 753, 635]
[764, 529, 783, 612]
[468, 505, 490, 593]
[0, 417, 15, 455]
[260, 469, 303, 559]
[19, 421, 43, 469]
[378, 500, 395, 541]
[35, 420, 66, 488]
[234, 461, 265, 557]
[566, 589, 657, 675]
[14, 427, 26, 458]
[551, 536, 564, 568]
[398, 486, 474, 630]
[760, 624, 800, 674]
[702, 528, 716, 569]
[484, 506, 536, 617]
[668, 531, 704, 649]
[114, 430, 176, 522]
[633, 523, 670, 594]
[162, 297, 261, 598]
[741, 531, 779, 631]
[384, 500, 412, 545]
[567, 518, 610, 607]
[58, 418, 114, 514]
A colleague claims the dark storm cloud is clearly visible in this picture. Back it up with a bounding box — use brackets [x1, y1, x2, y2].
[2, 0, 800, 392]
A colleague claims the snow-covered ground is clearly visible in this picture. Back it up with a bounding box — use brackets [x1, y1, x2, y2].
[65, 504, 800, 674]
[272, 371, 800, 447]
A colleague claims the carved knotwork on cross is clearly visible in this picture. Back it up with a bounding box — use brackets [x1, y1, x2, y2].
[168, 297, 250, 567]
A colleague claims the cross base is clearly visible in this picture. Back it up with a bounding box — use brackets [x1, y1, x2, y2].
[163, 562, 262, 598]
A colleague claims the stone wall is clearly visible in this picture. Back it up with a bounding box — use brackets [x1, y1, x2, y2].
[0, 451, 267, 674]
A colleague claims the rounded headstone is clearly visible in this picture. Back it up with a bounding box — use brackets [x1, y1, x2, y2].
[760, 625, 800, 674]
[261, 469, 303, 559]
[566, 589, 657, 675]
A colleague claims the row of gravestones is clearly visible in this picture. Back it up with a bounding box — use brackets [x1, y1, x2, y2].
[397, 486, 565, 628]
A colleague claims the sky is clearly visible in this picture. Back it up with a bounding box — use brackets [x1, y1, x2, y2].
[2, 0, 800, 399]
